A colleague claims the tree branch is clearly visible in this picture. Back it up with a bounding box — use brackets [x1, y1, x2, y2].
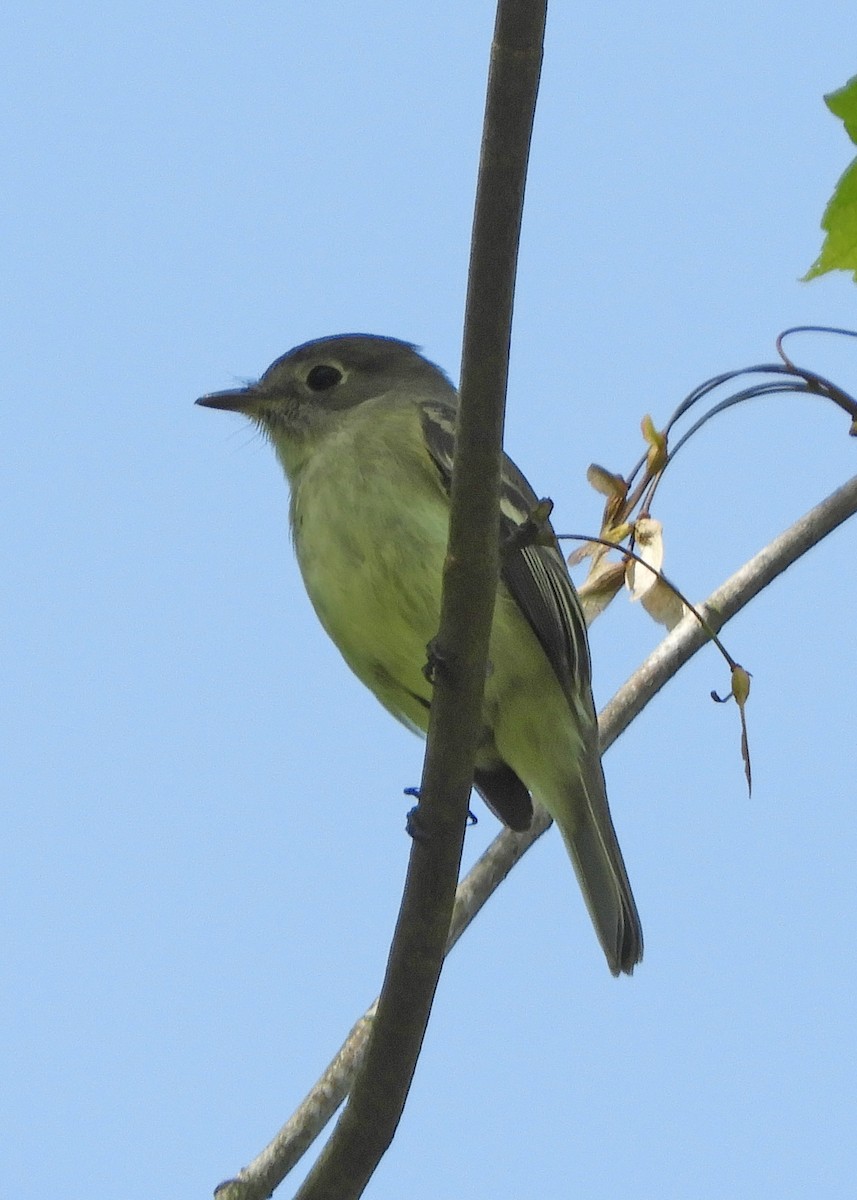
[214, 5, 549, 1199]
[219, 471, 857, 1191]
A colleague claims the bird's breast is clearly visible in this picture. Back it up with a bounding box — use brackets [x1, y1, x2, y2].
[289, 426, 449, 721]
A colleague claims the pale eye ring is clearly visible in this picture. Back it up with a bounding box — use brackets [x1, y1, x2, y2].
[306, 364, 343, 391]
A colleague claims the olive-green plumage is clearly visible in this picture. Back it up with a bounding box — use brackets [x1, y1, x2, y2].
[198, 334, 643, 975]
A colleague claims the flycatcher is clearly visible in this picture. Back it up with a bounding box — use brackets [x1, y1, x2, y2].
[198, 334, 643, 975]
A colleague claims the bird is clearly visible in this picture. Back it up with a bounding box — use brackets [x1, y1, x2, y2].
[197, 334, 642, 975]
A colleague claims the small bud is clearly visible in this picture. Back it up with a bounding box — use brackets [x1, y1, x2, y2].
[731, 665, 751, 706]
[641, 415, 668, 474]
[712, 664, 753, 796]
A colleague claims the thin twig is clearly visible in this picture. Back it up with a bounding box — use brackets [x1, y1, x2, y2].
[224, 472, 857, 1191]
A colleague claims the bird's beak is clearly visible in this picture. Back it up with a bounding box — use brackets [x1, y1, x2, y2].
[196, 386, 254, 413]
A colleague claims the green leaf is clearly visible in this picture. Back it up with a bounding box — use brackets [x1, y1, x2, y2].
[826, 74, 857, 143]
[804, 75, 857, 282]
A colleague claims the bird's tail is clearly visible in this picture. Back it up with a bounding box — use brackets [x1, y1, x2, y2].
[553, 751, 643, 976]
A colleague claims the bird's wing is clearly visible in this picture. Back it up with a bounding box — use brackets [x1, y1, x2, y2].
[420, 401, 592, 715]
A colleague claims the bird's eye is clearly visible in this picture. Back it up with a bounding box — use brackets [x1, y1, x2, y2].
[306, 364, 343, 391]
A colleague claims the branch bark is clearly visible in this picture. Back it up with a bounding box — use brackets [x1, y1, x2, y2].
[218, 471, 857, 1193]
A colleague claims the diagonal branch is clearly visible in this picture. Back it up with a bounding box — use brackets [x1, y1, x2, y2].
[222, 471, 857, 1190]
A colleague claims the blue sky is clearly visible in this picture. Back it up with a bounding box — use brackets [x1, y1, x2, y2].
[4, 3, 856, 1197]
